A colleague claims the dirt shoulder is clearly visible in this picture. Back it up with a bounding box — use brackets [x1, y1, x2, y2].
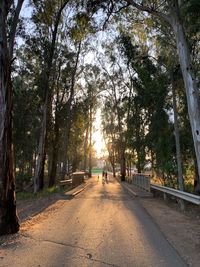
[17, 192, 69, 232]
[139, 196, 200, 267]
[15, 180, 89, 233]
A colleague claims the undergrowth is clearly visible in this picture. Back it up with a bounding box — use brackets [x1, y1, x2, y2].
[16, 186, 69, 201]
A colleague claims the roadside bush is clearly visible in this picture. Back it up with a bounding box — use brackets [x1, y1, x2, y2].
[16, 173, 32, 191]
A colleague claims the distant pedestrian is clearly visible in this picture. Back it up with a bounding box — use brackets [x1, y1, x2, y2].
[105, 171, 108, 182]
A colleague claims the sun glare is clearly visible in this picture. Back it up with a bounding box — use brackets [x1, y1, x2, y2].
[93, 109, 107, 158]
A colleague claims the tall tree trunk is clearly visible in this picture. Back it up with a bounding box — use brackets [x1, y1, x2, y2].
[136, 149, 142, 174]
[113, 165, 116, 178]
[170, 5, 200, 192]
[109, 149, 116, 177]
[83, 124, 89, 171]
[48, 111, 59, 187]
[34, 92, 48, 193]
[171, 72, 184, 191]
[171, 72, 185, 210]
[0, 75, 19, 235]
[88, 106, 92, 178]
[61, 124, 69, 180]
[120, 148, 126, 181]
[61, 41, 82, 179]
[39, 153, 45, 189]
[151, 149, 155, 177]
[61, 111, 73, 179]
[0, 1, 24, 235]
[127, 159, 130, 177]
[111, 159, 116, 178]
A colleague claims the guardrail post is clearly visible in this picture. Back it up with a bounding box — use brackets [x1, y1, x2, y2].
[163, 192, 168, 201]
[177, 198, 185, 211]
[151, 184, 200, 206]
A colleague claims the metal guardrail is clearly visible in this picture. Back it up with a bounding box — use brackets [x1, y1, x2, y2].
[131, 173, 200, 205]
[151, 184, 200, 205]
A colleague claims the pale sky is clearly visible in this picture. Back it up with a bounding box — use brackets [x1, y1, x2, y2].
[93, 109, 107, 157]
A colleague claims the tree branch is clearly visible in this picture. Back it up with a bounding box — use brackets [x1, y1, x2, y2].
[9, 0, 24, 59]
[5, 0, 14, 15]
[124, 0, 171, 24]
[113, 3, 130, 14]
[103, 1, 131, 29]
[102, 0, 114, 29]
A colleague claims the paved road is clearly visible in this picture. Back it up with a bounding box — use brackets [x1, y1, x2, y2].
[0, 176, 186, 267]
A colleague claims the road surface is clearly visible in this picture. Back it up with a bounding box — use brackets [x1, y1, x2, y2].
[0, 176, 186, 267]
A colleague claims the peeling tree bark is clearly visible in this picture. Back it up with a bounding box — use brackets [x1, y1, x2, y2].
[171, 71, 184, 192]
[0, 0, 24, 235]
[169, 3, 200, 192]
[48, 68, 61, 187]
[34, 91, 48, 193]
[48, 111, 59, 187]
[171, 71, 185, 210]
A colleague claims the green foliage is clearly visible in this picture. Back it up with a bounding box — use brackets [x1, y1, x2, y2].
[70, 12, 95, 42]
[119, 33, 176, 176]
[16, 173, 32, 189]
[16, 186, 59, 201]
[13, 70, 40, 182]
[182, 0, 200, 33]
[68, 102, 87, 171]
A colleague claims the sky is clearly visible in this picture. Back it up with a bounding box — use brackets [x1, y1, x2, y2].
[93, 109, 107, 158]
[21, 0, 32, 18]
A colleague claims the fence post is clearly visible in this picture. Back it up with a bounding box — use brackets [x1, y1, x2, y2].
[132, 173, 151, 191]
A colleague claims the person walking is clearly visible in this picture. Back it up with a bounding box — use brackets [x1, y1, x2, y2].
[105, 171, 108, 182]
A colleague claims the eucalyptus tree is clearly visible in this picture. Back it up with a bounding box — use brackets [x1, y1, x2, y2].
[59, 9, 95, 180]
[142, 11, 198, 193]
[151, 22, 185, 191]
[12, 26, 49, 185]
[86, 0, 200, 187]
[122, 21, 185, 191]
[55, 41, 81, 182]
[13, 65, 40, 182]
[0, 0, 24, 235]
[47, 43, 81, 186]
[31, 0, 71, 193]
[119, 33, 179, 182]
[99, 48, 132, 180]
[67, 100, 90, 172]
